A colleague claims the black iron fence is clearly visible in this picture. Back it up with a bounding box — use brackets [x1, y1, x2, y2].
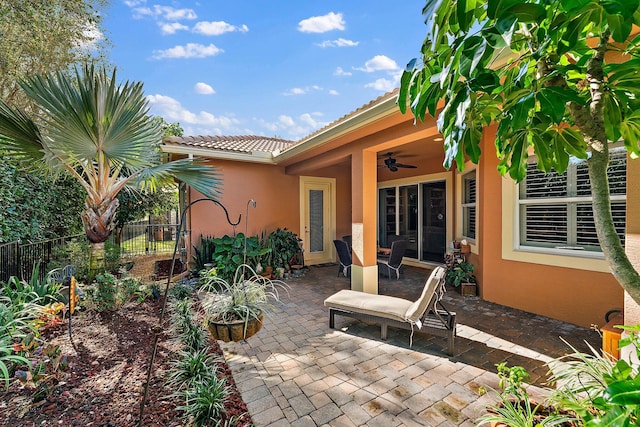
[0, 223, 180, 283]
[0, 234, 83, 283]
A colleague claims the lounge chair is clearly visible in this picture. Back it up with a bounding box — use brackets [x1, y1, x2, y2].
[323, 266, 456, 355]
[377, 239, 407, 279]
[333, 239, 352, 278]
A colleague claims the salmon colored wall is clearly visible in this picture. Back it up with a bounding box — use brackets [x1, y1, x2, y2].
[478, 127, 624, 328]
[188, 160, 300, 242]
[306, 164, 353, 241]
[624, 155, 640, 326]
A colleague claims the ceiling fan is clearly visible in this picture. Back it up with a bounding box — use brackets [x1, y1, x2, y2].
[379, 152, 417, 172]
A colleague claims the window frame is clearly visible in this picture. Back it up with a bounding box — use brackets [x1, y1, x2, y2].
[514, 146, 627, 256]
[461, 169, 477, 242]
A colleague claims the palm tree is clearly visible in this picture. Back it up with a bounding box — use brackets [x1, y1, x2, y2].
[0, 65, 221, 273]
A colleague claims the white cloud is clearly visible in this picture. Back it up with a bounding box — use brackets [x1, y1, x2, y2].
[193, 21, 249, 36]
[124, 0, 145, 7]
[253, 112, 326, 138]
[194, 82, 216, 95]
[365, 78, 396, 92]
[132, 5, 197, 21]
[77, 21, 103, 51]
[151, 43, 223, 59]
[334, 67, 352, 76]
[316, 38, 358, 48]
[283, 85, 322, 96]
[298, 12, 345, 33]
[160, 22, 189, 35]
[147, 94, 239, 130]
[328, 89, 339, 96]
[279, 115, 296, 127]
[355, 55, 399, 72]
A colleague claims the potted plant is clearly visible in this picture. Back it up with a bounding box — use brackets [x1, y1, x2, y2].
[445, 259, 477, 296]
[198, 264, 289, 342]
[477, 363, 577, 427]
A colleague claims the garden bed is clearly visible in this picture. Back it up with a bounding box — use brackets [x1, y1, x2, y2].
[0, 299, 252, 426]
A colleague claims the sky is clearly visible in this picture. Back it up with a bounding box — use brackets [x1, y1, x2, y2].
[103, 1, 428, 141]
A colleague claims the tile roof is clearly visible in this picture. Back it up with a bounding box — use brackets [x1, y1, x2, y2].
[162, 88, 400, 158]
[292, 88, 399, 147]
[163, 135, 296, 154]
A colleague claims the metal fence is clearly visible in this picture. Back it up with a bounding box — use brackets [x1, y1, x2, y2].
[0, 234, 84, 283]
[0, 223, 180, 283]
[113, 223, 180, 257]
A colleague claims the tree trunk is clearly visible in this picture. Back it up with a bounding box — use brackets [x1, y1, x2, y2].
[81, 197, 119, 243]
[89, 241, 105, 279]
[572, 31, 640, 306]
[81, 197, 119, 279]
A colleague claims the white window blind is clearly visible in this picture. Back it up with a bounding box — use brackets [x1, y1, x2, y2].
[462, 170, 476, 240]
[518, 148, 626, 252]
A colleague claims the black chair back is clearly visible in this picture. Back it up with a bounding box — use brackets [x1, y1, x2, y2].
[388, 240, 407, 268]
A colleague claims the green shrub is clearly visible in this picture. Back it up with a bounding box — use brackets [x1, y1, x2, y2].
[87, 272, 143, 311]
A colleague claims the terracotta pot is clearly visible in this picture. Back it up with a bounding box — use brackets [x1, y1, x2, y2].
[208, 312, 264, 342]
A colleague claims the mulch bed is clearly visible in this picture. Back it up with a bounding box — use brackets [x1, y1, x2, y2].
[0, 299, 253, 426]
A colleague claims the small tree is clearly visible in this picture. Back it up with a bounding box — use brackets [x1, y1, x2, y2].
[0, 65, 221, 274]
[399, 0, 640, 303]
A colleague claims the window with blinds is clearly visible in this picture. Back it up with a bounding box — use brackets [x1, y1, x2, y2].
[518, 148, 626, 252]
[462, 170, 476, 240]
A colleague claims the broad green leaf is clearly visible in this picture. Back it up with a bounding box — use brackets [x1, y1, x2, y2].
[604, 93, 623, 141]
[605, 376, 640, 405]
[460, 36, 486, 77]
[537, 88, 567, 124]
[487, 0, 521, 20]
[532, 131, 553, 172]
[508, 130, 529, 181]
[551, 133, 570, 173]
[468, 70, 500, 93]
[503, 3, 548, 22]
[560, 0, 591, 14]
[398, 68, 415, 114]
[456, 0, 472, 32]
[601, 0, 640, 17]
[559, 128, 588, 158]
[606, 13, 632, 43]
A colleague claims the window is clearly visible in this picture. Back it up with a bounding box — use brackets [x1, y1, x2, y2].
[518, 148, 626, 253]
[461, 170, 477, 241]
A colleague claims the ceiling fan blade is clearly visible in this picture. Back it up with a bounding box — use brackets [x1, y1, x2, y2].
[395, 163, 417, 168]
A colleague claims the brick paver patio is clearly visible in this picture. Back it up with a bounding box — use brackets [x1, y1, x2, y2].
[220, 264, 600, 426]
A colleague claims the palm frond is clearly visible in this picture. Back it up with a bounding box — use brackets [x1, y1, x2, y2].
[20, 65, 163, 170]
[133, 158, 222, 200]
[0, 101, 47, 163]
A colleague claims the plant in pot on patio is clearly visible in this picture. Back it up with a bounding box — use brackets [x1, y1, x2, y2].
[445, 259, 477, 296]
[199, 264, 289, 343]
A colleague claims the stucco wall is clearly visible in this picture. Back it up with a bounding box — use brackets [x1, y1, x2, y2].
[188, 160, 300, 241]
[478, 128, 624, 328]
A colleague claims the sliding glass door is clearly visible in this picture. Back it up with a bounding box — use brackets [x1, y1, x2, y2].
[379, 180, 446, 263]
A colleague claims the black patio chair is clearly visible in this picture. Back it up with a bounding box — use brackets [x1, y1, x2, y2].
[377, 239, 407, 279]
[333, 239, 352, 278]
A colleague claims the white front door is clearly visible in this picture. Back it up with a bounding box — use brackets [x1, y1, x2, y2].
[300, 176, 335, 265]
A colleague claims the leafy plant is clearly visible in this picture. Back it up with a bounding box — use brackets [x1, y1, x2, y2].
[445, 260, 475, 287]
[264, 228, 300, 271]
[200, 264, 289, 325]
[399, 0, 640, 304]
[177, 375, 229, 426]
[166, 349, 218, 390]
[547, 324, 640, 426]
[87, 272, 143, 311]
[193, 235, 217, 272]
[477, 363, 575, 427]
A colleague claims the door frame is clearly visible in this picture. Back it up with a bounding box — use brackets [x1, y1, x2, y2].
[299, 176, 336, 265]
[377, 172, 453, 266]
